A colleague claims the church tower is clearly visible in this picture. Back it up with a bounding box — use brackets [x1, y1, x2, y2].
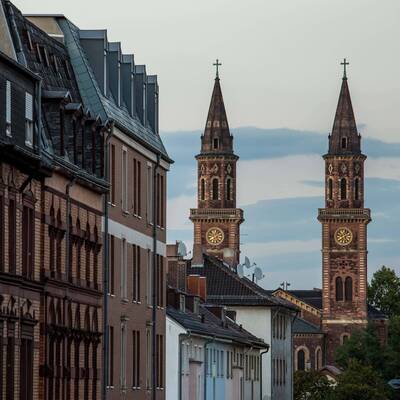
[190, 61, 243, 266]
[318, 60, 371, 364]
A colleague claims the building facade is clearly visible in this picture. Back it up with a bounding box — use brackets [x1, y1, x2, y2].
[190, 72, 243, 267]
[1, 2, 108, 400]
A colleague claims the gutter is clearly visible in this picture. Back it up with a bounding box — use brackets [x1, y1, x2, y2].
[260, 347, 270, 400]
[152, 153, 161, 400]
[102, 123, 113, 400]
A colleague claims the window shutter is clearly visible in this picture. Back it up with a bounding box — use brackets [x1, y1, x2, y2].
[6, 81, 11, 123]
[25, 92, 33, 121]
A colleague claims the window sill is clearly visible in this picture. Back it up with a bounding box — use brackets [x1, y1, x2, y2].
[121, 298, 129, 304]
[108, 293, 116, 298]
[132, 300, 142, 304]
[108, 202, 116, 207]
[123, 210, 130, 216]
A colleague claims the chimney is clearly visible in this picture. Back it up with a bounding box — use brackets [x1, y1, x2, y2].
[134, 65, 147, 126]
[121, 54, 135, 116]
[199, 276, 207, 302]
[187, 275, 201, 298]
[107, 42, 122, 105]
[79, 30, 108, 95]
[146, 75, 159, 133]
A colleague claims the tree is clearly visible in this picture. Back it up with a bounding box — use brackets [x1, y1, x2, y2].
[335, 325, 386, 374]
[294, 370, 334, 400]
[368, 266, 400, 318]
[334, 360, 393, 400]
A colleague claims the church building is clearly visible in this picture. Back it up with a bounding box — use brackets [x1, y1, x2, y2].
[273, 61, 387, 370]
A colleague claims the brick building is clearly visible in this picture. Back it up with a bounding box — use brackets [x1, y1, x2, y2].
[1, 2, 108, 400]
[24, 13, 173, 400]
[273, 64, 387, 371]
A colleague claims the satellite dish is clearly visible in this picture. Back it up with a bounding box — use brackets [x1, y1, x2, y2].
[177, 241, 187, 257]
[254, 267, 263, 281]
[244, 256, 251, 269]
[237, 264, 244, 278]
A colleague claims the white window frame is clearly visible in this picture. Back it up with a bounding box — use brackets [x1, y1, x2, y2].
[121, 238, 128, 300]
[25, 92, 34, 147]
[122, 147, 128, 212]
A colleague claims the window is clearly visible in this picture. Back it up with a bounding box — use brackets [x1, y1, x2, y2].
[0, 322, 3, 398]
[108, 326, 114, 387]
[147, 165, 153, 223]
[213, 138, 219, 149]
[226, 178, 232, 201]
[132, 330, 140, 388]
[345, 276, 353, 301]
[340, 178, 347, 200]
[20, 335, 33, 400]
[354, 178, 360, 201]
[341, 333, 350, 345]
[121, 238, 127, 299]
[297, 350, 305, 371]
[328, 178, 333, 200]
[133, 158, 142, 216]
[200, 178, 206, 201]
[335, 277, 343, 301]
[156, 334, 164, 388]
[109, 235, 115, 295]
[147, 250, 153, 306]
[146, 328, 152, 389]
[120, 321, 127, 389]
[212, 178, 219, 200]
[6, 324, 15, 400]
[156, 255, 164, 307]
[25, 92, 34, 147]
[341, 137, 347, 149]
[132, 245, 141, 302]
[8, 197, 16, 273]
[315, 347, 322, 371]
[110, 144, 116, 204]
[22, 204, 34, 278]
[6, 80, 11, 137]
[122, 148, 128, 211]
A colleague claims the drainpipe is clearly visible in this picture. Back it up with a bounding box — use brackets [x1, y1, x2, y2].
[291, 310, 299, 400]
[102, 124, 113, 400]
[204, 336, 216, 400]
[152, 153, 161, 400]
[36, 79, 42, 158]
[178, 332, 191, 400]
[259, 347, 270, 400]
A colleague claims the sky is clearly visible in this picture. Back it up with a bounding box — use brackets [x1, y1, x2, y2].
[14, 0, 400, 288]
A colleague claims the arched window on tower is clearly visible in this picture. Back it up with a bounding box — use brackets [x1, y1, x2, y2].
[354, 178, 360, 201]
[315, 347, 322, 371]
[345, 277, 353, 301]
[328, 178, 333, 200]
[226, 178, 232, 201]
[341, 137, 348, 149]
[212, 178, 219, 200]
[335, 277, 343, 301]
[200, 178, 206, 201]
[297, 350, 305, 371]
[340, 178, 347, 200]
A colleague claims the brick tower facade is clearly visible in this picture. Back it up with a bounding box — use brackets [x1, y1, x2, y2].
[190, 68, 243, 266]
[318, 64, 371, 364]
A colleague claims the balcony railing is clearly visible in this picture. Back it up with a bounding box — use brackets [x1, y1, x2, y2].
[318, 208, 371, 219]
[190, 208, 243, 219]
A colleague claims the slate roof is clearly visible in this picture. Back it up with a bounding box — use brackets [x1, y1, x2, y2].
[293, 318, 322, 334]
[167, 303, 268, 348]
[57, 18, 172, 163]
[187, 255, 298, 311]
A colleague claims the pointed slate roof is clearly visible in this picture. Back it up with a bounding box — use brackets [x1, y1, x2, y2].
[200, 77, 234, 155]
[328, 76, 361, 155]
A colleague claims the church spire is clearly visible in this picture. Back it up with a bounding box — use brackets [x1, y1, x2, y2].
[328, 59, 361, 155]
[200, 61, 234, 154]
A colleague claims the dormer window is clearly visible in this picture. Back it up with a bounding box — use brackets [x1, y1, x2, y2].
[25, 92, 34, 148]
[179, 295, 185, 312]
[5, 80, 11, 137]
[341, 137, 348, 149]
[213, 138, 219, 149]
[193, 297, 200, 315]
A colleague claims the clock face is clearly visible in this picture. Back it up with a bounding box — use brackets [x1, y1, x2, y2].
[335, 227, 353, 246]
[206, 227, 224, 245]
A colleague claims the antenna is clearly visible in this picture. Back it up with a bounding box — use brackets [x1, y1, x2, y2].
[254, 267, 263, 281]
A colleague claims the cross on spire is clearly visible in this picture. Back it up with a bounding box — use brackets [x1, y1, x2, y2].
[341, 58, 349, 79]
[213, 58, 222, 79]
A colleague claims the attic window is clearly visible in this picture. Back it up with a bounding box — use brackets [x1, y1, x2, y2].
[63, 60, 71, 80]
[43, 47, 50, 67]
[341, 137, 348, 149]
[52, 55, 59, 73]
[35, 44, 42, 63]
[179, 295, 185, 312]
[213, 138, 219, 149]
[193, 297, 200, 315]
[25, 30, 33, 51]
